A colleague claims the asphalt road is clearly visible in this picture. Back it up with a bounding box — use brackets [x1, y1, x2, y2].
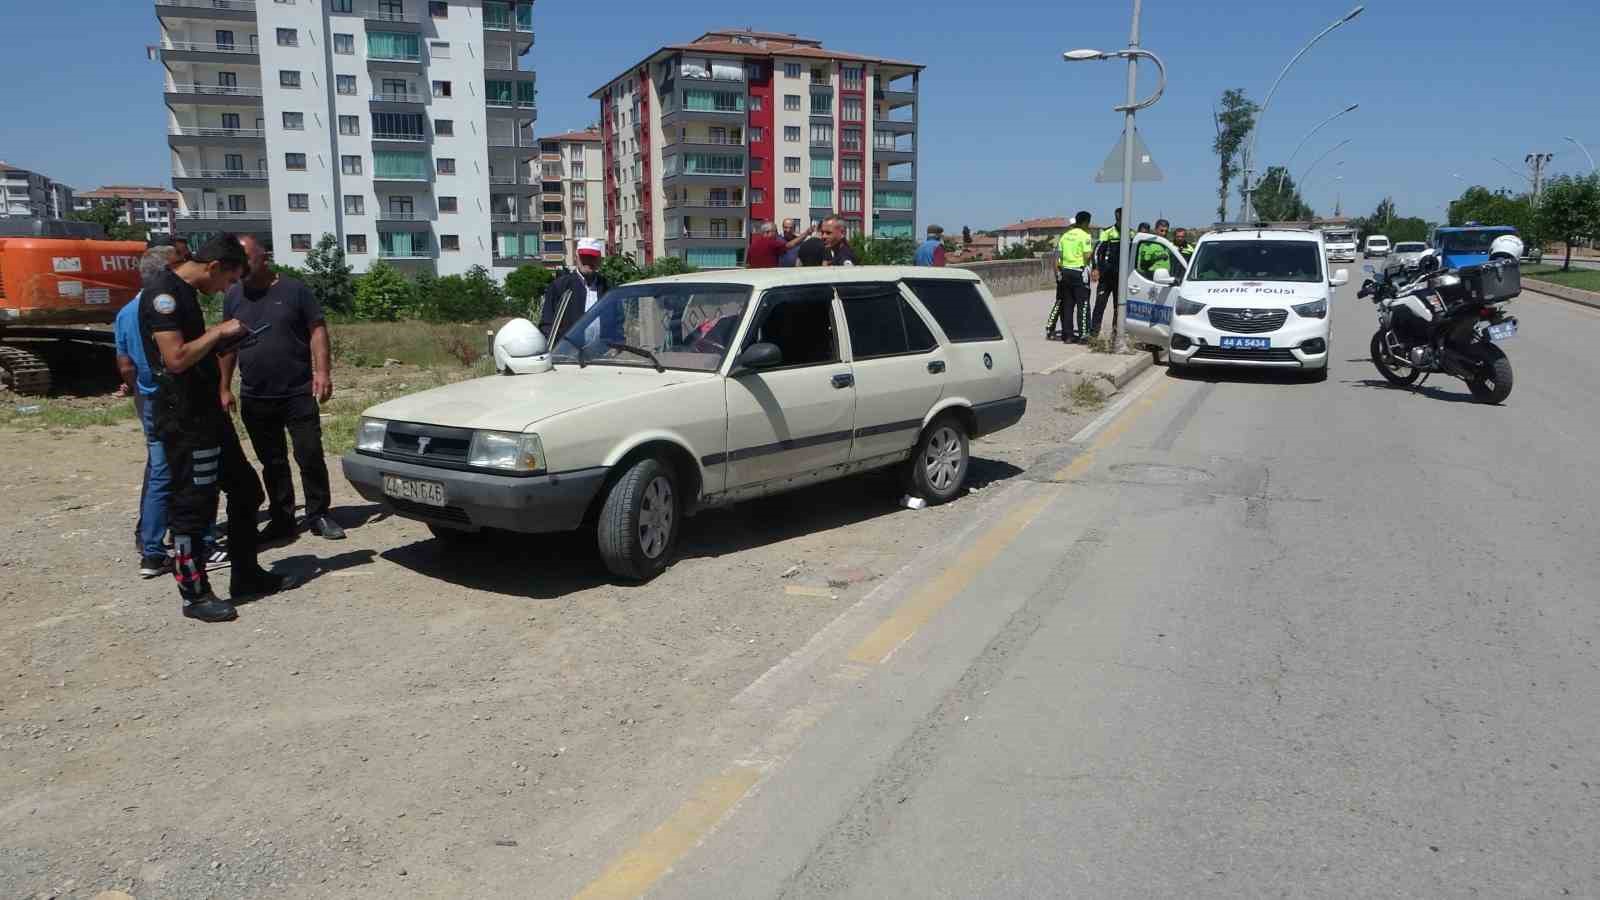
[628, 282, 1600, 898]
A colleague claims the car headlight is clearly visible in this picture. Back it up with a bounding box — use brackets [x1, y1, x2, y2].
[468, 430, 546, 473]
[1174, 297, 1206, 317]
[356, 417, 388, 452]
[1292, 299, 1328, 319]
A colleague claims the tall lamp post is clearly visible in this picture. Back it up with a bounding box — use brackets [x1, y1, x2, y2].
[1274, 103, 1359, 194]
[1063, 0, 1167, 353]
[1240, 5, 1364, 221]
[1564, 136, 1595, 174]
[1300, 138, 1353, 188]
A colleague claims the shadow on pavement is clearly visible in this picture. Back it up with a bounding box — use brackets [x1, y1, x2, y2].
[1164, 365, 1313, 386]
[1347, 377, 1487, 405]
[378, 457, 1027, 599]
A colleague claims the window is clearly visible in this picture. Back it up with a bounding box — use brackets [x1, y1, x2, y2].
[276, 28, 297, 47]
[282, 112, 304, 130]
[331, 0, 352, 11]
[429, 1, 448, 16]
[842, 66, 863, 90]
[784, 156, 801, 173]
[217, 71, 238, 88]
[291, 234, 312, 251]
[434, 118, 453, 136]
[333, 33, 354, 54]
[1188, 240, 1316, 283]
[873, 190, 914, 210]
[221, 113, 241, 130]
[744, 286, 838, 367]
[373, 151, 428, 179]
[784, 126, 800, 143]
[441, 234, 460, 251]
[749, 95, 763, 111]
[842, 98, 863, 121]
[749, 126, 764, 143]
[338, 115, 359, 135]
[388, 196, 414, 217]
[784, 94, 801, 111]
[341, 155, 362, 175]
[750, 157, 764, 172]
[843, 285, 937, 359]
[840, 188, 861, 212]
[810, 158, 830, 178]
[285, 152, 307, 171]
[810, 186, 832, 208]
[841, 158, 861, 182]
[215, 30, 235, 50]
[287, 193, 309, 211]
[811, 92, 832, 115]
[841, 128, 862, 151]
[573, 220, 588, 238]
[904, 280, 1003, 342]
[436, 157, 455, 175]
[810, 123, 833, 144]
[751, 188, 766, 205]
[432, 80, 451, 98]
[279, 70, 301, 88]
[368, 30, 419, 60]
[438, 196, 457, 213]
[571, 183, 586, 200]
[784, 187, 801, 204]
[336, 74, 357, 95]
[344, 195, 365, 214]
[430, 41, 450, 58]
[226, 194, 247, 212]
[784, 62, 801, 79]
[811, 67, 825, 83]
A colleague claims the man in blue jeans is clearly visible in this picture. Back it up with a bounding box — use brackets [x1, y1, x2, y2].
[114, 244, 225, 578]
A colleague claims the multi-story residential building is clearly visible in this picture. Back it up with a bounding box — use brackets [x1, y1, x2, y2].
[1, 162, 74, 220]
[74, 186, 182, 235]
[591, 28, 921, 268]
[524, 129, 604, 267]
[156, 0, 535, 276]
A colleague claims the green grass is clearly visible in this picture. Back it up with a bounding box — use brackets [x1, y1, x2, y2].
[318, 358, 496, 455]
[0, 397, 139, 431]
[332, 320, 507, 369]
[1065, 379, 1108, 412]
[1522, 264, 1600, 293]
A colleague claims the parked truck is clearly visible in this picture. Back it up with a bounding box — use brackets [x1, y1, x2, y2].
[0, 238, 147, 394]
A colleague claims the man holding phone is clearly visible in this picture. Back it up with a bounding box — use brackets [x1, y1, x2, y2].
[220, 236, 343, 543]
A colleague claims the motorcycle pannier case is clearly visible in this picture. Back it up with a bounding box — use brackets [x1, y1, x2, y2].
[1459, 259, 1521, 303]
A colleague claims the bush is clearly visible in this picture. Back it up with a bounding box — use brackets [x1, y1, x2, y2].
[306, 233, 357, 314]
[353, 261, 414, 321]
[848, 235, 917, 265]
[505, 265, 555, 319]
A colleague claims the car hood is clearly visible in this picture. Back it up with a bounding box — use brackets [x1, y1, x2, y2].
[363, 365, 712, 431]
[1180, 281, 1329, 306]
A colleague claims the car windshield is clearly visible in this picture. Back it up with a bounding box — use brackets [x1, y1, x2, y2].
[1438, 228, 1515, 253]
[1394, 243, 1426, 252]
[1188, 240, 1324, 283]
[1324, 231, 1354, 243]
[550, 282, 752, 372]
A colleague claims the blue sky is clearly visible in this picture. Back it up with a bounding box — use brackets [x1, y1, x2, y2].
[3, 0, 1596, 231]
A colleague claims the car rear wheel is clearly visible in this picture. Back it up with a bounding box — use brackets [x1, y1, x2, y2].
[904, 415, 970, 505]
[597, 456, 680, 582]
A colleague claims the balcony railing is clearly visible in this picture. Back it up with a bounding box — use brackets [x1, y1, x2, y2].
[366, 8, 416, 23]
[175, 169, 269, 180]
[490, 212, 518, 222]
[484, 59, 517, 71]
[163, 40, 258, 55]
[488, 175, 518, 185]
[373, 131, 427, 143]
[664, 134, 745, 147]
[168, 83, 263, 97]
[486, 98, 538, 110]
[158, 0, 257, 10]
[488, 136, 534, 148]
[370, 92, 424, 104]
[170, 126, 265, 139]
[665, 229, 744, 240]
[663, 197, 746, 209]
[377, 211, 426, 221]
[177, 210, 267, 220]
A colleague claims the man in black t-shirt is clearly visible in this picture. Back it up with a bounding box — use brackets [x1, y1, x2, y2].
[140, 234, 298, 623]
[220, 236, 343, 542]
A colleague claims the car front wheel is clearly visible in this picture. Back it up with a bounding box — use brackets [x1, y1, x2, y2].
[597, 456, 680, 582]
[904, 415, 970, 505]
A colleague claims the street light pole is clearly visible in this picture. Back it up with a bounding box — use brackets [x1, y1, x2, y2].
[1274, 103, 1359, 194]
[1240, 5, 1364, 221]
[1565, 136, 1597, 174]
[1299, 138, 1352, 190]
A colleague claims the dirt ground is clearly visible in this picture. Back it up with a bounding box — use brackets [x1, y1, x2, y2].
[0, 344, 1102, 899]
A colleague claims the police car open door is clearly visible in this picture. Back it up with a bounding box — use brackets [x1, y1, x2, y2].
[1124, 233, 1187, 349]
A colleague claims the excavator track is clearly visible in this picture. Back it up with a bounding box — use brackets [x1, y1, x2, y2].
[0, 344, 52, 396]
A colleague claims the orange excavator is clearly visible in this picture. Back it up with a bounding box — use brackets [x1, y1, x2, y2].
[0, 238, 147, 394]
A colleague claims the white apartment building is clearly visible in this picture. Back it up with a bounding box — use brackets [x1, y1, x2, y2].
[74, 187, 182, 236]
[529, 130, 603, 267]
[1, 162, 75, 220]
[157, 0, 536, 276]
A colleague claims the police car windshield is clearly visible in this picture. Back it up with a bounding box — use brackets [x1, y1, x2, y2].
[550, 283, 752, 372]
[1188, 240, 1323, 283]
[1438, 228, 1514, 253]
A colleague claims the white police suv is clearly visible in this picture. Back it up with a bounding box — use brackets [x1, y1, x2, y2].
[1123, 226, 1346, 381]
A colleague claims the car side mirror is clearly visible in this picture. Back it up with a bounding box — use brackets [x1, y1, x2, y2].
[734, 342, 783, 372]
[1152, 268, 1175, 285]
[1330, 269, 1349, 287]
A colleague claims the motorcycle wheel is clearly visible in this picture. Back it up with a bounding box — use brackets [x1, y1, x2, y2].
[1466, 347, 1513, 404]
[1370, 330, 1421, 386]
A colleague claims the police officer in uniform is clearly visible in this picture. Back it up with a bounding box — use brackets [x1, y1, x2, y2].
[1090, 207, 1123, 340]
[1050, 211, 1095, 343]
[140, 233, 298, 622]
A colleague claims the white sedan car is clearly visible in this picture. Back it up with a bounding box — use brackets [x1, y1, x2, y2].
[343, 267, 1027, 580]
[1123, 227, 1347, 381]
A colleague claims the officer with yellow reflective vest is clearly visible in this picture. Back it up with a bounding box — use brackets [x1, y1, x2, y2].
[1136, 218, 1174, 278]
[1089, 207, 1123, 340]
[1050, 211, 1096, 344]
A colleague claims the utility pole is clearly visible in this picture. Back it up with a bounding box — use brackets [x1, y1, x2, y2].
[1526, 152, 1554, 204]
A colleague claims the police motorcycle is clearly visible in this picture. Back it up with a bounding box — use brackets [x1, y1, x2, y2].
[1358, 235, 1522, 404]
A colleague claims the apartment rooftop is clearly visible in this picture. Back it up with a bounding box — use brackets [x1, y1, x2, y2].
[541, 130, 602, 143]
[591, 30, 922, 97]
[78, 186, 182, 202]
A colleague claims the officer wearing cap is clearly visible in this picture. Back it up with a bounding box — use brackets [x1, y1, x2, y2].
[540, 238, 615, 345]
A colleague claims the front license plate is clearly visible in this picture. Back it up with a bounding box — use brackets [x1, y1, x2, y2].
[383, 474, 446, 507]
[1220, 336, 1271, 350]
[1488, 321, 1517, 342]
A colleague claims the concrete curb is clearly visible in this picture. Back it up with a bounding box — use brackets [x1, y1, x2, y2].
[1525, 279, 1600, 311]
[1064, 350, 1154, 390]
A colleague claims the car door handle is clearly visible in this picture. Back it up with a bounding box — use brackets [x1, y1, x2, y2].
[832, 373, 854, 389]
[927, 360, 946, 374]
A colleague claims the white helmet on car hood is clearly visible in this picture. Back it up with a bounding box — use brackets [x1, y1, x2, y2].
[493, 317, 553, 375]
[1489, 234, 1524, 261]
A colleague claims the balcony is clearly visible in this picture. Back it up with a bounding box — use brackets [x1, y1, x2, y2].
[874, 88, 916, 109]
[165, 83, 264, 106]
[488, 174, 519, 186]
[873, 142, 915, 163]
[663, 134, 746, 151]
[490, 212, 518, 223]
[156, 0, 256, 22]
[660, 104, 746, 127]
[174, 209, 270, 228]
[159, 40, 259, 63]
[372, 131, 429, 151]
[663, 229, 746, 251]
[488, 135, 535, 148]
[168, 126, 265, 147]
[364, 8, 420, 30]
[663, 196, 747, 211]
[877, 115, 916, 133]
[172, 169, 269, 188]
[370, 91, 426, 107]
[874, 178, 915, 193]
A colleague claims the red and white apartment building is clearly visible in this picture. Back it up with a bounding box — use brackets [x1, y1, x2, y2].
[590, 29, 922, 268]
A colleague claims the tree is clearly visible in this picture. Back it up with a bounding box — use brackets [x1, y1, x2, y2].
[504, 264, 555, 318]
[1250, 166, 1314, 221]
[848, 235, 917, 265]
[304, 233, 356, 314]
[352, 261, 413, 321]
[599, 254, 644, 286]
[1212, 89, 1258, 223]
[1448, 186, 1536, 236]
[1535, 174, 1600, 270]
[67, 201, 149, 241]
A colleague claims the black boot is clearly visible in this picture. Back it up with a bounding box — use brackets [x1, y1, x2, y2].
[230, 567, 303, 602]
[182, 592, 238, 622]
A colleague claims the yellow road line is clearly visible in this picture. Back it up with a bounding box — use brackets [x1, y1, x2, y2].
[1050, 378, 1172, 482]
[573, 765, 763, 900]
